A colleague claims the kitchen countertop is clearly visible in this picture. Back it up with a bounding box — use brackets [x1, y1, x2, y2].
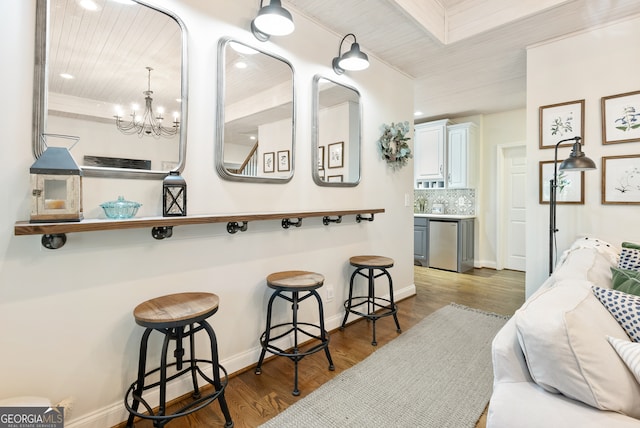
[414, 213, 476, 219]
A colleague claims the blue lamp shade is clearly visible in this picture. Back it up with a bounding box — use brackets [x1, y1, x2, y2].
[163, 171, 187, 216]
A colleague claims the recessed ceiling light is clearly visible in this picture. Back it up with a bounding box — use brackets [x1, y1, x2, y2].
[414, 111, 423, 116]
[60, 73, 74, 79]
[79, 0, 100, 11]
[235, 61, 248, 69]
[112, 0, 136, 4]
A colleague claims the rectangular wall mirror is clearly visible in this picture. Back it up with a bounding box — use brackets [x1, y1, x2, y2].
[312, 75, 361, 186]
[33, 0, 188, 179]
[216, 38, 295, 183]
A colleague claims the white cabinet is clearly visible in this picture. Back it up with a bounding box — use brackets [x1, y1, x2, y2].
[414, 120, 477, 189]
[447, 122, 477, 189]
[414, 119, 449, 188]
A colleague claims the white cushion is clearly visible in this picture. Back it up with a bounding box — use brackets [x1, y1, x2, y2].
[553, 237, 617, 288]
[515, 283, 640, 417]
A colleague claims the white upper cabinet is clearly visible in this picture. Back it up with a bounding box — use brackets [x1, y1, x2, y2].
[447, 122, 477, 188]
[414, 120, 477, 189]
[414, 119, 449, 188]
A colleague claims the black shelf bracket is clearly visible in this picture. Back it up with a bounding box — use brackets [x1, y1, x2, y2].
[42, 233, 67, 249]
[281, 218, 303, 229]
[227, 221, 248, 234]
[151, 226, 173, 240]
[322, 215, 342, 226]
[356, 213, 375, 223]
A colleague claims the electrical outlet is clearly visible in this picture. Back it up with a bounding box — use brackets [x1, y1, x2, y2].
[326, 286, 334, 301]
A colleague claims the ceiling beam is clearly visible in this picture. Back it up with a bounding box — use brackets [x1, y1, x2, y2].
[391, 0, 572, 45]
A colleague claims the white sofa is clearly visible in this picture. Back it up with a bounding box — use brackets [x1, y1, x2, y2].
[487, 238, 640, 427]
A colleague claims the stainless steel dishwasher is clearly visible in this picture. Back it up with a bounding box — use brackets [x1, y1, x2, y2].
[429, 220, 458, 271]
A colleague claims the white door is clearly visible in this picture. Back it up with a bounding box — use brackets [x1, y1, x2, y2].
[504, 146, 526, 271]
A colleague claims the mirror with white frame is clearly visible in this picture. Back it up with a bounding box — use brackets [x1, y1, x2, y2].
[216, 38, 295, 183]
[312, 75, 361, 186]
[33, 0, 188, 179]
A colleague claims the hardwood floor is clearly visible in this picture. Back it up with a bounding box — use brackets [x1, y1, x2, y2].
[117, 266, 525, 428]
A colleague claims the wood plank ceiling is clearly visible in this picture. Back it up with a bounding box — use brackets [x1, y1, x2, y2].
[286, 0, 640, 121]
[47, 0, 640, 124]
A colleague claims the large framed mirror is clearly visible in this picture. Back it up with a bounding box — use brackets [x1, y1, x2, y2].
[312, 75, 361, 187]
[216, 38, 294, 183]
[33, 0, 188, 179]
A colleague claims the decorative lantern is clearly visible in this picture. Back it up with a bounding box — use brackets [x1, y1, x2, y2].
[30, 147, 83, 223]
[163, 171, 187, 216]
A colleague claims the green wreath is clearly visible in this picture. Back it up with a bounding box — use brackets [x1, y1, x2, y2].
[377, 121, 412, 170]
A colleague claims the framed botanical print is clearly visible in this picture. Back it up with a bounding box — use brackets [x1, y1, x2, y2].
[277, 150, 290, 172]
[328, 141, 344, 168]
[602, 154, 640, 204]
[539, 160, 584, 204]
[263, 152, 274, 173]
[327, 174, 343, 183]
[539, 99, 585, 149]
[601, 90, 640, 145]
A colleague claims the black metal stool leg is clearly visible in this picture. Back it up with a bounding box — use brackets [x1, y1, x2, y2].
[156, 330, 173, 427]
[340, 268, 359, 329]
[201, 320, 234, 428]
[188, 324, 201, 399]
[255, 291, 279, 375]
[383, 268, 402, 333]
[367, 268, 378, 345]
[127, 328, 152, 428]
[291, 290, 300, 396]
[312, 290, 334, 370]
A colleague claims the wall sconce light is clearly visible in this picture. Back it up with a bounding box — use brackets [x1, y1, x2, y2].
[163, 171, 187, 217]
[548, 136, 596, 275]
[251, 0, 295, 42]
[332, 33, 369, 75]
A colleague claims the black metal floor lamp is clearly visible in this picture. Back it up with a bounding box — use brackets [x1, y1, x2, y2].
[549, 136, 596, 275]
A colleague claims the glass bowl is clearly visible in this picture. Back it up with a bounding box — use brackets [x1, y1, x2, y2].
[100, 196, 141, 219]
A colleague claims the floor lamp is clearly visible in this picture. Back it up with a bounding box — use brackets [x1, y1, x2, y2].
[549, 136, 596, 275]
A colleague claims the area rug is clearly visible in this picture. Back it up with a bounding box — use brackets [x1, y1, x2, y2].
[259, 303, 509, 428]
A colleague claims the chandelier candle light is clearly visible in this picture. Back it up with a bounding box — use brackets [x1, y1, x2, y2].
[114, 67, 179, 138]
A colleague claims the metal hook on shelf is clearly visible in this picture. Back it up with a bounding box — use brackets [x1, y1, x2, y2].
[282, 218, 303, 229]
[322, 215, 342, 226]
[151, 226, 173, 240]
[356, 213, 375, 223]
[227, 221, 249, 234]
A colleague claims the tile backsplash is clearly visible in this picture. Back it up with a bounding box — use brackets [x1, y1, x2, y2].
[414, 188, 476, 215]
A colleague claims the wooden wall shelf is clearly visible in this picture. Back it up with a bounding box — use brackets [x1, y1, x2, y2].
[15, 208, 385, 249]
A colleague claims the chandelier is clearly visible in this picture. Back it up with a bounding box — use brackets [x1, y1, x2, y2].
[114, 67, 179, 138]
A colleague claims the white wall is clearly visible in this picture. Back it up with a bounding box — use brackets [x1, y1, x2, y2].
[0, 1, 414, 426]
[525, 15, 640, 296]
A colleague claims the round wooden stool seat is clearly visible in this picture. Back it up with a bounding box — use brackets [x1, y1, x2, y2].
[266, 270, 324, 291]
[133, 292, 219, 329]
[349, 255, 394, 269]
[341, 255, 401, 346]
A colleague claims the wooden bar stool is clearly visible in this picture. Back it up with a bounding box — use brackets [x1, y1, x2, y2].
[255, 271, 334, 396]
[340, 255, 402, 345]
[124, 292, 233, 428]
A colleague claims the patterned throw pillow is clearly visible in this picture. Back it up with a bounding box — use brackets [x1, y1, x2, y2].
[593, 286, 640, 342]
[618, 242, 640, 271]
[611, 267, 640, 296]
[608, 336, 640, 384]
